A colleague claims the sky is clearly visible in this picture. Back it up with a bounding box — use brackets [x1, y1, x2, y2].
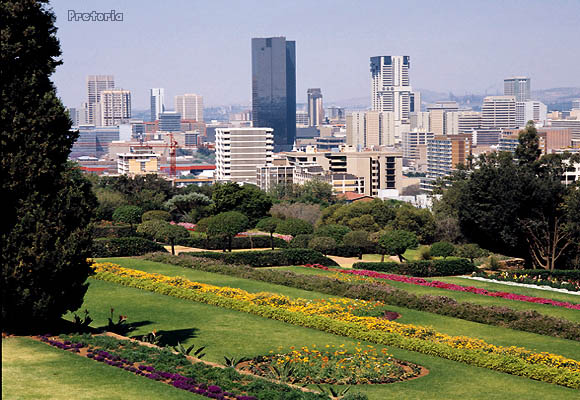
[50, 0, 580, 109]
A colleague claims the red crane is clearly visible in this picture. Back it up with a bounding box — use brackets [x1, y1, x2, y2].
[168, 133, 178, 178]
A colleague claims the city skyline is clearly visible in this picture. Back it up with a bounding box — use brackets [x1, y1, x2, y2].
[51, 0, 579, 109]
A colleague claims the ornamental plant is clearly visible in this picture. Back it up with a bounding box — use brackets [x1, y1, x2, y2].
[379, 230, 418, 262]
[430, 241, 455, 258]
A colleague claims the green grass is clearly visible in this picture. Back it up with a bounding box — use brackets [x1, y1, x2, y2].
[1, 337, 203, 400]
[65, 278, 578, 400]
[278, 266, 580, 322]
[361, 246, 429, 263]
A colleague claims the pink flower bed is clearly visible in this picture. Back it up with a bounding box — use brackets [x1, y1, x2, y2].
[170, 221, 196, 231]
[303, 264, 580, 311]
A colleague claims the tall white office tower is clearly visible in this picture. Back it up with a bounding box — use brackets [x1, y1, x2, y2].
[516, 101, 547, 127]
[175, 94, 204, 121]
[504, 77, 531, 102]
[100, 89, 132, 126]
[370, 56, 414, 121]
[481, 96, 517, 129]
[87, 75, 115, 125]
[150, 88, 165, 121]
[307, 88, 324, 127]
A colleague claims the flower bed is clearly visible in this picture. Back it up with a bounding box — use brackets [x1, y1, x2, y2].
[142, 253, 580, 341]
[91, 262, 580, 388]
[305, 264, 580, 311]
[241, 344, 424, 385]
[39, 334, 329, 400]
[473, 271, 580, 292]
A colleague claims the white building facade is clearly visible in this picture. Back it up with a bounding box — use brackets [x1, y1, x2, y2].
[175, 93, 204, 121]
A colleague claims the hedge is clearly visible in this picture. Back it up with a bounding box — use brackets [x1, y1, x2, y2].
[92, 237, 167, 257]
[352, 259, 475, 277]
[93, 224, 135, 239]
[506, 269, 580, 281]
[143, 253, 580, 341]
[177, 235, 288, 250]
[93, 265, 580, 389]
[179, 248, 339, 268]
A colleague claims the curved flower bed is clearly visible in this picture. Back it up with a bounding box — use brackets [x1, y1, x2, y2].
[304, 264, 580, 310]
[91, 262, 580, 388]
[474, 271, 580, 292]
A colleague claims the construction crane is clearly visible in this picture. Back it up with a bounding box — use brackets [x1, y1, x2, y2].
[168, 133, 178, 178]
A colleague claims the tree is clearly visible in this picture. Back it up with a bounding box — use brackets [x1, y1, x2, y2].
[2, 1, 97, 329]
[378, 230, 419, 262]
[206, 211, 249, 252]
[164, 192, 211, 222]
[97, 174, 176, 210]
[455, 243, 489, 264]
[308, 236, 336, 256]
[314, 224, 351, 244]
[112, 205, 143, 230]
[256, 217, 282, 250]
[142, 210, 172, 222]
[154, 223, 190, 255]
[343, 230, 372, 259]
[94, 188, 127, 221]
[212, 182, 272, 225]
[270, 202, 322, 225]
[389, 204, 437, 244]
[136, 220, 166, 240]
[347, 214, 380, 232]
[430, 241, 455, 259]
[276, 218, 314, 236]
[289, 234, 314, 249]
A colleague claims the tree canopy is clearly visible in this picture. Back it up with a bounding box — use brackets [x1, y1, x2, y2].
[206, 211, 249, 252]
[379, 230, 419, 262]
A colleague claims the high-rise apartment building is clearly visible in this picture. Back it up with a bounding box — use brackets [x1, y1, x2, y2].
[410, 112, 430, 131]
[427, 102, 459, 135]
[307, 88, 324, 127]
[504, 76, 531, 102]
[516, 101, 547, 127]
[216, 127, 274, 184]
[150, 88, 165, 121]
[481, 96, 517, 129]
[252, 37, 296, 151]
[346, 111, 396, 148]
[402, 129, 434, 160]
[87, 75, 115, 125]
[421, 134, 472, 191]
[370, 56, 414, 121]
[175, 94, 204, 122]
[100, 89, 131, 126]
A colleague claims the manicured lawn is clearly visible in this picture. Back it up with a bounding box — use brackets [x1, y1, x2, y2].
[97, 258, 580, 359]
[64, 278, 578, 399]
[277, 266, 580, 322]
[361, 246, 429, 263]
[1, 337, 203, 400]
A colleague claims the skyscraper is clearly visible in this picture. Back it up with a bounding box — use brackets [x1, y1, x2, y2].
[370, 56, 415, 121]
[175, 94, 204, 121]
[87, 75, 115, 125]
[252, 37, 296, 151]
[481, 96, 517, 129]
[504, 77, 531, 102]
[307, 88, 324, 127]
[99, 89, 131, 126]
[150, 88, 165, 121]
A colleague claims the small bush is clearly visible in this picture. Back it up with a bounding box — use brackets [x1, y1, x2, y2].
[276, 218, 314, 236]
[314, 224, 351, 244]
[352, 259, 474, 277]
[418, 246, 432, 260]
[142, 210, 172, 222]
[489, 256, 502, 271]
[177, 236, 288, 250]
[180, 249, 338, 267]
[93, 223, 134, 239]
[92, 237, 167, 257]
[430, 241, 455, 258]
[289, 234, 314, 249]
[308, 236, 336, 255]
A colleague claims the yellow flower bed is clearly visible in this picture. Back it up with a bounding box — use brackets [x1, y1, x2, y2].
[91, 262, 580, 375]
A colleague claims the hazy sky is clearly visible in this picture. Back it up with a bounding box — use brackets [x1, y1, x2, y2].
[51, 0, 580, 109]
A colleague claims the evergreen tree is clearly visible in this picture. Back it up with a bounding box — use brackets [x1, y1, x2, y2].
[1, 0, 97, 329]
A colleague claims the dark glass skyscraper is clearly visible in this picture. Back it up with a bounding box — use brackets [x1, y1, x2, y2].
[252, 37, 296, 151]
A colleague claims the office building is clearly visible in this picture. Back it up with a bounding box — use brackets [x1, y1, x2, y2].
[427, 102, 459, 135]
[515, 101, 547, 127]
[481, 96, 517, 129]
[150, 88, 165, 121]
[457, 111, 482, 133]
[87, 75, 115, 125]
[216, 127, 274, 184]
[550, 119, 580, 140]
[370, 56, 414, 121]
[256, 164, 294, 191]
[158, 111, 182, 132]
[499, 127, 573, 154]
[421, 134, 472, 191]
[175, 93, 204, 121]
[296, 110, 309, 126]
[307, 88, 324, 127]
[504, 76, 531, 102]
[402, 129, 434, 161]
[410, 112, 430, 131]
[346, 111, 396, 148]
[100, 89, 131, 126]
[117, 146, 160, 175]
[572, 99, 580, 110]
[326, 106, 345, 122]
[252, 37, 296, 151]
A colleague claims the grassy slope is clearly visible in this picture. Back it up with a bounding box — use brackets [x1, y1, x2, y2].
[64, 279, 578, 400]
[96, 258, 580, 359]
[277, 266, 580, 322]
[1, 337, 203, 400]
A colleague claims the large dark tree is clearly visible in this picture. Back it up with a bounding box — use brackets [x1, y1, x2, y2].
[1, 0, 97, 329]
[212, 182, 272, 225]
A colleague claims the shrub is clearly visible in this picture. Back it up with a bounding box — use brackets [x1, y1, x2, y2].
[180, 249, 339, 267]
[489, 256, 502, 271]
[379, 230, 419, 262]
[430, 241, 455, 258]
[206, 211, 249, 252]
[455, 243, 489, 263]
[93, 223, 134, 239]
[418, 246, 432, 260]
[289, 234, 314, 249]
[276, 218, 314, 236]
[308, 236, 336, 255]
[255, 217, 283, 250]
[136, 220, 166, 240]
[92, 237, 167, 257]
[314, 224, 351, 244]
[352, 259, 474, 277]
[342, 230, 373, 259]
[141, 210, 172, 222]
[178, 235, 288, 250]
[154, 223, 190, 255]
[112, 205, 143, 229]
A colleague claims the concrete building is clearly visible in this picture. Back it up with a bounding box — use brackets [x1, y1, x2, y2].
[421, 134, 472, 191]
[326, 106, 345, 122]
[550, 119, 580, 140]
[150, 88, 165, 121]
[296, 110, 309, 126]
[500, 127, 573, 154]
[86, 75, 114, 125]
[402, 129, 434, 167]
[175, 94, 203, 122]
[100, 89, 131, 126]
[572, 99, 580, 110]
[457, 111, 482, 134]
[410, 112, 430, 131]
[117, 146, 160, 175]
[252, 37, 296, 151]
[481, 96, 517, 129]
[307, 88, 324, 127]
[346, 111, 397, 148]
[70, 125, 120, 159]
[256, 164, 295, 191]
[370, 56, 416, 121]
[158, 111, 182, 132]
[216, 127, 274, 184]
[504, 76, 531, 102]
[516, 101, 547, 127]
[427, 101, 459, 135]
